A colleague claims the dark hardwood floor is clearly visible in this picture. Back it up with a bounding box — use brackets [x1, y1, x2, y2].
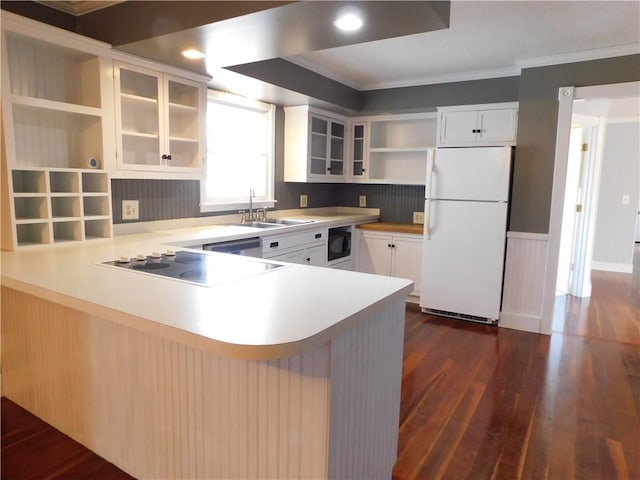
[2, 246, 639, 479]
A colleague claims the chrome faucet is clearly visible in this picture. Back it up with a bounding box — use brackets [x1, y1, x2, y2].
[248, 188, 255, 221]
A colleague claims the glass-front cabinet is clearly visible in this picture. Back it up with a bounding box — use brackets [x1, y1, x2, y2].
[115, 63, 204, 173]
[284, 105, 346, 182]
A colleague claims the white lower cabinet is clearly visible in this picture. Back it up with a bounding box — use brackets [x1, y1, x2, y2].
[262, 228, 328, 266]
[266, 244, 325, 267]
[358, 231, 422, 297]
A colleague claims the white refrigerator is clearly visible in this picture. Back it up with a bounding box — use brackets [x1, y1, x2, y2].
[420, 146, 512, 323]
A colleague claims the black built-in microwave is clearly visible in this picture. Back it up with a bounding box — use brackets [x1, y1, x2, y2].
[328, 226, 351, 262]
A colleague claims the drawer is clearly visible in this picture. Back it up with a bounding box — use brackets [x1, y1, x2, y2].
[262, 228, 327, 254]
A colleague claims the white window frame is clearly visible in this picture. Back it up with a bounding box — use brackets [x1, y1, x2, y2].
[200, 90, 276, 213]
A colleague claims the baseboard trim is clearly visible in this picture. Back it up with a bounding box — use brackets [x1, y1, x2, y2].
[499, 312, 542, 334]
[591, 261, 633, 273]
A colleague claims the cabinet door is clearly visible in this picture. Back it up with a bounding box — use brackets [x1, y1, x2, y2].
[268, 249, 306, 264]
[309, 115, 329, 176]
[328, 120, 345, 177]
[477, 108, 518, 144]
[164, 76, 204, 172]
[115, 64, 163, 170]
[350, 123, 367, 178]
[358, 233, 392, 275]
[391, 236, 423, 296]
[305, 244, 326, 267]
[438, 110, 478, 145]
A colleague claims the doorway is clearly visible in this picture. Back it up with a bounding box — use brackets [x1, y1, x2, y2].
[555, 112, 605, 298]
[542, 81, 640, 335]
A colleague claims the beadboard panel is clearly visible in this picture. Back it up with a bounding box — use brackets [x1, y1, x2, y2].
[500, 232, 549, 333]
[1, 287, 405, 479]
[329, 300, 405, 479]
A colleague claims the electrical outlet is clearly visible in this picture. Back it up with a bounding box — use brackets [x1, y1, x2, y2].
[413, 211, 424, 224]
[359, 195, 367, 207]
[122, 200, 139, 220]
[300, 194, 308, 208]
[622, 194, 630, 205]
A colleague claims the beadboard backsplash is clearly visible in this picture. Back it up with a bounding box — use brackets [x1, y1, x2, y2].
[111, 179, 425, 225]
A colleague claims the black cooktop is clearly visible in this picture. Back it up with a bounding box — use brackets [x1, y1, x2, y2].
[102, 251, 284, 286]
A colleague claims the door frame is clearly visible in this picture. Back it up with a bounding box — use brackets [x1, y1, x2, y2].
[541, 81, 640, 335]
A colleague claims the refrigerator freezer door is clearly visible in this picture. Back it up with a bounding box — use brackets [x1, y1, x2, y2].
[420, 200, 508, 320]
[427, 147, 512, 202]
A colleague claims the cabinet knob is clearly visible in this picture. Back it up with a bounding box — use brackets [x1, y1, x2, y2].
[166, 155, 172, 161]
[327, 167, 332, 171]
[306, 257, 311, 262]
[162, 154, 168, 160]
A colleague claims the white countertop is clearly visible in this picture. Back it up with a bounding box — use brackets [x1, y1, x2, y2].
[1, 212, 412, 360]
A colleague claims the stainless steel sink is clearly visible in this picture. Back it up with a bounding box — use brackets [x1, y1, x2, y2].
[230, 221, 284, 229]
[265, 218, 314, 225]
[230, 218, 315, 229]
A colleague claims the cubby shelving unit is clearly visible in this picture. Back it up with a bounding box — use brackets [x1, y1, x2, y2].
[7, 168, 112, 248]
[1, 15, 114, 249]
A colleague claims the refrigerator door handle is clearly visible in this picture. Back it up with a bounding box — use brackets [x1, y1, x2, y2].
[424, 153, 435, 240]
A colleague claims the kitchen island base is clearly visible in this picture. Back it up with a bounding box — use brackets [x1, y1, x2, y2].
[2, 286, 406, 479]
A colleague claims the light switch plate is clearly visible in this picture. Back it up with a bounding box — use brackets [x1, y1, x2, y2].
[413, 211, 424, 224]
[300, 194, 308, 208]
[122, 200, 139, 220]
[359, 195, 367, 207]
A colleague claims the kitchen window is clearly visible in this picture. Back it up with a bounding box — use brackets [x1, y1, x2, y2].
[200, 90, 275, 212]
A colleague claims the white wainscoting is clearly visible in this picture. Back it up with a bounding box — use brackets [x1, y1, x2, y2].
[500, 232, 549, 334]
[1, 287, 405, 479]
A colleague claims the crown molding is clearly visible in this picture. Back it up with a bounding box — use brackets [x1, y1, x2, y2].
[362, 66, 522, 91]
[517, 43, 640, 69]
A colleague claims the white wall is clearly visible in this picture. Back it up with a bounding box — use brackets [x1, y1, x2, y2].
[592, 121, 640, 272]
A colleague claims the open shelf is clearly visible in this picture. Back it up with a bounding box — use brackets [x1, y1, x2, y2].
[52, 220, 82, 243]
[84, 218, 111, 239]
[83, 195, 109, 216]
[82, 172, 109, 193]
[12, 169, 47, 193]
[5, 31, 101, 108]
[369, 117, 437, 149]
[368, 151, 428, 185]
[16, 222, 50, 247]
[14, 196, 48, 220]
[12, 105, 103, 169]
[50, 171, 80, 193]
[51, 196, 81, 218]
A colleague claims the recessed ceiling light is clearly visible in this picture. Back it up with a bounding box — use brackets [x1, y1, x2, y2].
[181, 49, 205, 60]
[333, 14, 363, 32]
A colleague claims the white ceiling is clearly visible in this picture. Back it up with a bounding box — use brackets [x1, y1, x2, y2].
[286, 0, 640, 90]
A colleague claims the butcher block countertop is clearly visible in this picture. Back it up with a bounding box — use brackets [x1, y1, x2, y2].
[357, 222, 424, 235]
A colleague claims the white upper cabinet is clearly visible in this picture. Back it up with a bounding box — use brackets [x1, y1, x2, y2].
[437, 102, 518, 147]
[284, 105, 346, 182]
[347, 113, 437, 185]
[114, 63, 205, 174]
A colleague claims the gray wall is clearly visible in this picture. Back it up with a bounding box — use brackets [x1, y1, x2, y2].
[592, 121, 640, 267]
[112, 55, 640, 229]
[510, 54, 640, 233]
